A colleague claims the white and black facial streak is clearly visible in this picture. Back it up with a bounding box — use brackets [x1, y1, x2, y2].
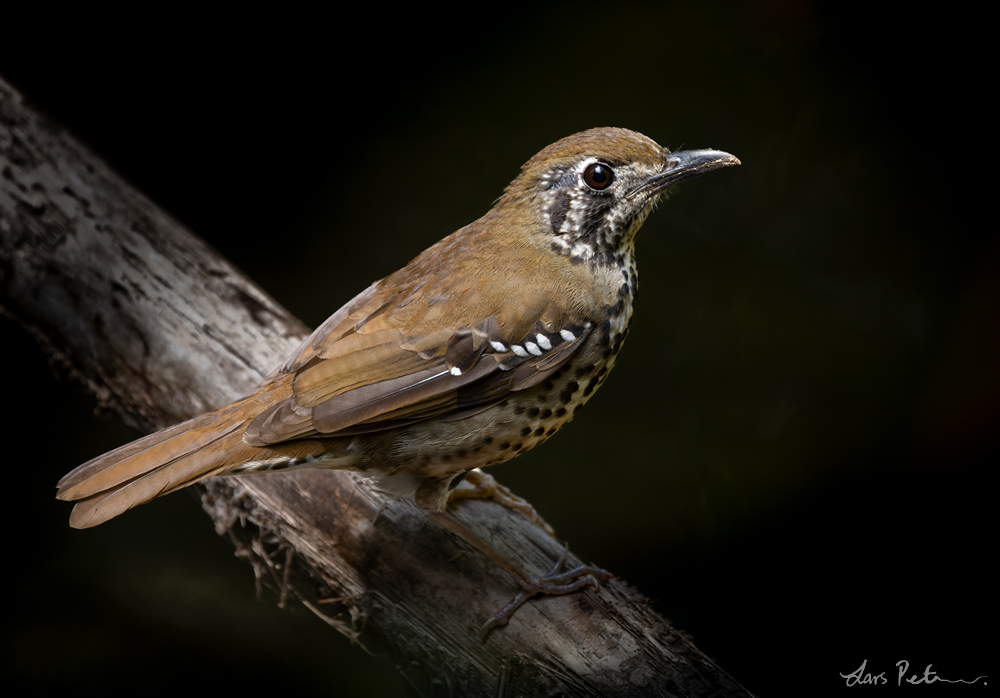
[541, 156, 660, 321]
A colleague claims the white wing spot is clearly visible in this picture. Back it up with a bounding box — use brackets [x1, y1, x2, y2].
[490, 340, 507, 353]
[511, 344, 529, 358]
[525, 341, 542, 356]
[560, 329, 576, 342]
[536, 333, 552, 350]
[450, 366, 463, 376]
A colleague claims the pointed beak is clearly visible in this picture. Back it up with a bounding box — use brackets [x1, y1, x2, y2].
[629, 149, 740, 198]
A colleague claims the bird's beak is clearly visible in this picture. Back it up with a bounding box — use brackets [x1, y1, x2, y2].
[629, 149, 740, 198]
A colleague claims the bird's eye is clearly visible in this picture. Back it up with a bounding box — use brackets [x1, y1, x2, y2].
[583, 163, 614, 191]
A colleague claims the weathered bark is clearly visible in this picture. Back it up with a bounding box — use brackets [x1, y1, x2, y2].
[0, 75, 752, 697]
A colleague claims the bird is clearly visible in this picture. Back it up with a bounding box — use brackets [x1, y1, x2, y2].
[57, 127, 739, 531]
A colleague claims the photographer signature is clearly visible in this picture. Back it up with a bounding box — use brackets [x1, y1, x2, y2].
[840, 659, 986, 687]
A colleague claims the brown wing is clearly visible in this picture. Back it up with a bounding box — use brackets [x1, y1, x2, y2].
[243, 275, 595, 447]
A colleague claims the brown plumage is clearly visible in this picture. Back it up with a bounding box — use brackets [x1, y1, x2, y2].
[58, 128, 739, 529]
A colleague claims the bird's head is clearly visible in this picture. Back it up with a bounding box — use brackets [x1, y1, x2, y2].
[499, 127, 739, 266]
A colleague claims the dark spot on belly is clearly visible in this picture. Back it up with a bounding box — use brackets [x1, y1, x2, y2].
[528, 407, 540, 417]
[520, 427, 532, 437]
[512, 442, 523, 451]
[499, 442, 510, 451]
[540, 408, 552, 419]
[555, 407, 567, 418]
[559, 382, 580, 404]
[483, 436, 494, 445]
[533, 427, 545, 437]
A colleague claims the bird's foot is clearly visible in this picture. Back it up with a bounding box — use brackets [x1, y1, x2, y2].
[481, 552, 612, 638]
[426, 510, 610, 637]
[448, 468, 555, 536]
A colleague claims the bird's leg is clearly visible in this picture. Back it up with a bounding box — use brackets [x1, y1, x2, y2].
[426, 509, 612, 638]
[446, 468, 555, 536]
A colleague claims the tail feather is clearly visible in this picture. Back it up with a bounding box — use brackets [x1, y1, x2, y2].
[57, 404, 256, 529]
[57, 417, 195, 491]
[66, 425, 247, 529]
[58, 412, 237, 500]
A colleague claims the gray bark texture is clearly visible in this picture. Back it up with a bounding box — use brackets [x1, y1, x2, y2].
[0, 75, 753, 697]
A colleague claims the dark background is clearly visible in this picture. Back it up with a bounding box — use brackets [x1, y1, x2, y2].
[2, 2, 993, 695]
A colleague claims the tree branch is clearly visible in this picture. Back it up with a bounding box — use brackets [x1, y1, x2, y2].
[0, 75, 752, 697]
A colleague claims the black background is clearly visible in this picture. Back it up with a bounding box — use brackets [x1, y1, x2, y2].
[2, 2, 993, 695]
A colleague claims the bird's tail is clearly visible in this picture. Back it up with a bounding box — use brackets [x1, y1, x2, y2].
[57, 400, 262, 529]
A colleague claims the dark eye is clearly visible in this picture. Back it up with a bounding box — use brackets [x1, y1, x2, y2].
[583, 163, 614, 190]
